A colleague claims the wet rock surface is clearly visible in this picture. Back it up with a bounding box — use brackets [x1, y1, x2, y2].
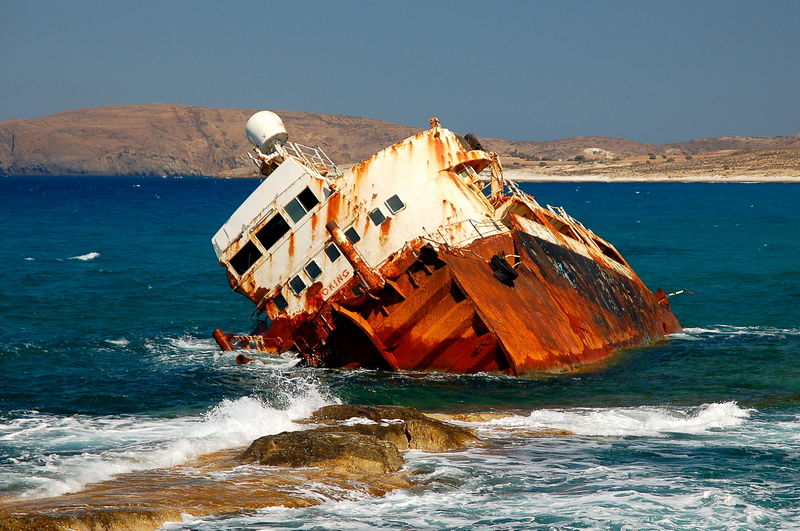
[308, 404, 479, 452]
[0, 405, 481, 531]
[243, 430, 404, 474]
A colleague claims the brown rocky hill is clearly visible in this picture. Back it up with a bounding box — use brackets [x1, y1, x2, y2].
[665, 135, 800, 155]
[0, 104, 421, 177]
[484, 136, 660, 161]
[1, 104, 797, 176]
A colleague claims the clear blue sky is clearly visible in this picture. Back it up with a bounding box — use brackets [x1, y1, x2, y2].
[2, 0, 798, 143]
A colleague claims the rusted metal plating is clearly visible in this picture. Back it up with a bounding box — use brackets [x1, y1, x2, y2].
[211, 114, 681, 374]
[325, 220, 385, 293]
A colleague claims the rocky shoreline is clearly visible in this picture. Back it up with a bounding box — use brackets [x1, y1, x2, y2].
[502, 170, 800, 183]
[1, 104, 797, 180]
[0, 405, 540, 531]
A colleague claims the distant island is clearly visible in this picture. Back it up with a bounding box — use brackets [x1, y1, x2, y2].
[1, 104, 798, 180]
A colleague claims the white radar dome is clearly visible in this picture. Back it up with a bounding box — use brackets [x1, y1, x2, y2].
[245, 111, 289, 153]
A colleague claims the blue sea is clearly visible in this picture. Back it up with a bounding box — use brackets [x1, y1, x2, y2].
[1, 176, 799, 529]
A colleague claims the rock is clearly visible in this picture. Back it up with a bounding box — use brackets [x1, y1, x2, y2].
[242, 430, 404, 474]
[316, 421, 411, 450]
[0, 104, 421, 177]
[309, 405, 478, 452]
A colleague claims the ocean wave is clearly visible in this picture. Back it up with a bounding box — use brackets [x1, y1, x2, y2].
[476, 402, 750, 437]
[67, 252, 100, 261]
[0, 382, 337, 500]
[105, 338, 130, 347]
[167, 336, 217, 351]
[167, 477, 781, 530]
[672, 324, 800, 340]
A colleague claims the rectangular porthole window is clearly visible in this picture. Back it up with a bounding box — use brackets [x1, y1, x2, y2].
[289, 275, 307, 295]
[385, 194, 405, 214]
[284, 197, 306, 223]
[325, 242, 341, 262]
[297, 187, 320, 211]
[284, 187, 320, 223]
[229, 240, 262, 276]
[256, 213, 291, 251]
[369, 207, 387, 226]
[344, 226, 361, 244]
[273, 293, 288, 312]
[304, 260, 322, 280]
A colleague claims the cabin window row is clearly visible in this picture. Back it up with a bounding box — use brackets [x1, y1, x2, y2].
[287, 226, 359, 297]
[228, 186, 320, 276]
[274, 194, 405, 305]
[367, 194, 406, 227]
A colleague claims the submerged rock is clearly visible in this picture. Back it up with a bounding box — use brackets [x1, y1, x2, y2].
[308, 404, 478, 452]
[0, 405, 484, 531]
[243, 430, 404, 474]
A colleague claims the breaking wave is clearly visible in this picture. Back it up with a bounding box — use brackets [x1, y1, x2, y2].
[671, 324, 800, 340]
[0, 384, 336, 500]
[67, 251, 100, 261]
[476, 402, 750, 437]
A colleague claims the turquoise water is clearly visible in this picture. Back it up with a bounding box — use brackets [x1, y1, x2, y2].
[1, 177, 799, 528]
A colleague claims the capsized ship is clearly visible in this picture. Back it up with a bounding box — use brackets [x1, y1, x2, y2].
[211, 111, 680, 375]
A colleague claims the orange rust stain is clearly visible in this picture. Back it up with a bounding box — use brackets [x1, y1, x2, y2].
[288, 232, 295, 257]
[379, 217, 392, 244]
[326, 192, 342, 224]
[226, 229, 679, 374]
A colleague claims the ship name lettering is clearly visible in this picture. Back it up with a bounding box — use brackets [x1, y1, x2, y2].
[321, 269, 351, 297]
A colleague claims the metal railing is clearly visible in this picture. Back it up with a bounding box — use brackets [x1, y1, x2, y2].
[285, 142, 342, 177]
[423, 218, 508, 249]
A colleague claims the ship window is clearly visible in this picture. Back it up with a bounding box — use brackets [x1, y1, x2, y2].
[385, 194, 405, 214]
[369, 207, 387, 226]
[289, 275, 307, 295]
[325, 242, 341, 262]
[284, 198, 307, 223]
[256, 213, 291, 251]
[304, 260, 322, 280]
[273, 294, 288, 312]
[297, 187, 320, 211]
[229, 241, 262, 276]
[284, 187, 320, 223]
[344, 226, 361, 244]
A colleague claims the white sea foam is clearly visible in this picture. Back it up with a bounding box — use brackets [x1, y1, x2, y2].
[0, 382, 336, 499]
[477, 402, 750, 437]
[340, 417, 378, 426]
[674, 324, 800, 339]
[168, 336, 215, 351]
[23, 257, 34, 261]
[67, 251, 100, 261]
[105, 338, 130, 347]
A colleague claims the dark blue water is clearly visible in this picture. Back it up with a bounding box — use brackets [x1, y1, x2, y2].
[1, 176, 799, 528]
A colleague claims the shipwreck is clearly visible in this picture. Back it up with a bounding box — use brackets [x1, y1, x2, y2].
[211, 111, 680, 375]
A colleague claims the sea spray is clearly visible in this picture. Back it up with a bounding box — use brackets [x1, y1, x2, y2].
[0, 377, 337, 500]
[476, 402, 751, 437]
[67, 252, 100, 261]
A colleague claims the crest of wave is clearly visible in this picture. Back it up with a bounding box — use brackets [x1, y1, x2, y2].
[484, 402, 750, 437]
[7, 377, 337, 499]
[67, 252, 100, 261]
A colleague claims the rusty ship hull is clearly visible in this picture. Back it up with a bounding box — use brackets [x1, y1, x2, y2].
[211, 113, 680, 375]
